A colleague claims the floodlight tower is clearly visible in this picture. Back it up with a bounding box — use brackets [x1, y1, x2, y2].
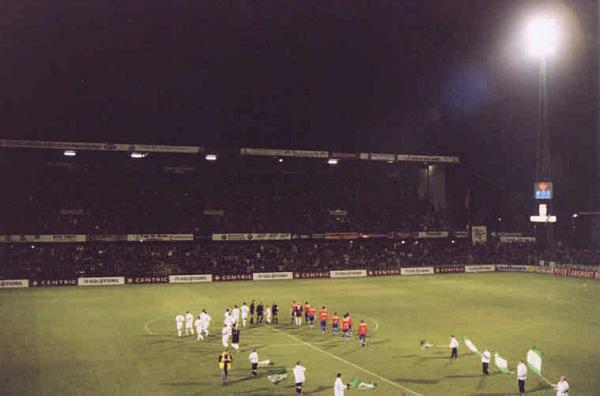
[525, 15, 560, 246]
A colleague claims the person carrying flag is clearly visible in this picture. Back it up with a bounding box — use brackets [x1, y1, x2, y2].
[357, 320, 367, 347]
[449, 335, 459, 359]
[553, 375, 569, 396]
[516, 359, 527, 396]
[319, 306, 329, 334]
[481, 348, 491, 375]
[331, 312, 340, 335]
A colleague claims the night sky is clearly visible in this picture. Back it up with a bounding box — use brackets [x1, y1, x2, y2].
[1, 0, 597, 211]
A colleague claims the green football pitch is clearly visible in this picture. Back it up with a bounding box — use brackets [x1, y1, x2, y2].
[1, 273, 599, 396]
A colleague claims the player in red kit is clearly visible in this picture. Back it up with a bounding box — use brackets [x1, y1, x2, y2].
[357, 320, 367, 347]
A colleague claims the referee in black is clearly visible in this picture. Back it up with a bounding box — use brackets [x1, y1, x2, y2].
[250, 300, 255, 324]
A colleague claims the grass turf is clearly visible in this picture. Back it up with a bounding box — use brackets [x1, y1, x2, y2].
[1, 273, 599, 395]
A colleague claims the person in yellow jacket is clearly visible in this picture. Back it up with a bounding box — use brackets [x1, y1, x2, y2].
[218, 350, 233, 384]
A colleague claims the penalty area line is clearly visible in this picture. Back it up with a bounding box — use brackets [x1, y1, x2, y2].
[269, 326, 424, 396]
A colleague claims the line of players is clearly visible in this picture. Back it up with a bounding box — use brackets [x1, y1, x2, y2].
[175, 300, 369, 348]
[291, 301, 367, 346]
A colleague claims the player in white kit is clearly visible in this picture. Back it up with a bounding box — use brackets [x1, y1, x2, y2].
[241, 302, 249, 327]
[185, 311, 194, 336]
[194, 314, 204, 341]
[200, 310, 211, 338]
[232, 305, 240, 326]
[265, 305, 272, 324]
[175, 313, 185, 337]
[221, 324, 232, 348]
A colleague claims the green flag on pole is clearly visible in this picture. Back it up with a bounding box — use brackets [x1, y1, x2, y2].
[462, 336, 480, 355]
[266, 366, 288, 384]
[494, 351, 510, 374]
[350, 378, 378, 390]
[526, 347, 543, 375]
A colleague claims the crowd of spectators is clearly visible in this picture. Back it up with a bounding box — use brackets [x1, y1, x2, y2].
[2, 239, 598, 280]
[0, 151, 441, 234]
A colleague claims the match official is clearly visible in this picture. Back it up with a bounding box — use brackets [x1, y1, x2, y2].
[293, 361, 306, 396]
[554, 375, 569, 396]
[481, 348, 491, 375]
[449, 335, 458, 359]
[516, 359, 527, 396]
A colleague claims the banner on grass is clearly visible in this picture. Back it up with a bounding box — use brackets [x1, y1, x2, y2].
[253, 272, 293, 281]
[77, 277, 125, 286]
[293, 272, 330, 279]
[169, 274, 212, 283]
[330, 269, 367, 278]
[554, 268, 597, 279]
[30, 279, 77, 287]
[127, 277, 169, 284]
[435, 265, 465, 273]
[465, 265, 495, 273]
[214, 274, 253, 281]
[401, 267, 434, 276]
[536, 266, 554, 275]
[496, 265, 528, 272]
[368, 269, 401, 276]
[0, 279, 29, 288]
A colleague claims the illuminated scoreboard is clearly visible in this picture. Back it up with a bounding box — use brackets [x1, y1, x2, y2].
[534, 182, 553, 200]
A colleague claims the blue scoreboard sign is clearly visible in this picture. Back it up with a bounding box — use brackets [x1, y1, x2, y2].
[534, 182, 553, 200]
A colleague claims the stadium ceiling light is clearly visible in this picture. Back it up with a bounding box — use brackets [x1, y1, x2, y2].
[327, 158, 339, 165]
[63, 150, 77, 157]
[130, 152, 147, 159]
[525, 15, 560, 58]
[205, 154, 218, 161]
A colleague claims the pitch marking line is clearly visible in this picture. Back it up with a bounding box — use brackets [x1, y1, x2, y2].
[144, 317, 160, 335]
[269, 326, 424, 396]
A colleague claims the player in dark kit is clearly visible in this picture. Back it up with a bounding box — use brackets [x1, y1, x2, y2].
[250, 300, 255, 324]
[272, 303, 279, 323]
[256, 302, 264, 323]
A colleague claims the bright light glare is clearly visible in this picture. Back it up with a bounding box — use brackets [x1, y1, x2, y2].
[130, 152, 147, 159]
[205, 154, 218, 161]
[327, 158, 339, 165]
[572, 213, 578, 218]
[63, 150, 76, 157]
[525, 15, 559, 58]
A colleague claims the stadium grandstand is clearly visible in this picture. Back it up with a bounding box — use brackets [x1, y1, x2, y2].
[1, 139, 598, 282]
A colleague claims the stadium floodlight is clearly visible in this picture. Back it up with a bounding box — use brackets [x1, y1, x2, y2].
[130, 152, 147, 159]
[525, 15, 560, 58]
[205, 154, 218, 161]
[63, 150, 77, 157]
[327, 158, 339, 165]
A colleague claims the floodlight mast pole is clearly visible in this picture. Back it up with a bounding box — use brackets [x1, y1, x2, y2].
[536, 55, 553, 246]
